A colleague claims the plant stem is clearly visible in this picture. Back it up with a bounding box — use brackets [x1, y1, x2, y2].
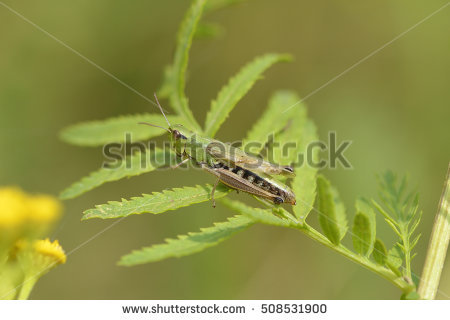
[418, 164, 450, 299]
[17, 275, 38, 300]
[294, 223, 412, 291]
[400, 223, 413, 280]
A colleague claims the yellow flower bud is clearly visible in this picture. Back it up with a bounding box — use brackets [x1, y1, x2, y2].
[27, 195, 62, 224]
[0, 187, 28, 228]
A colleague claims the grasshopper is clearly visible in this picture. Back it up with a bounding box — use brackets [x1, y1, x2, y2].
[140, 94, 296, 207]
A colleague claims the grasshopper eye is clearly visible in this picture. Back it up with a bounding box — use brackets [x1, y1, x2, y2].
[173, 130, 187, 140]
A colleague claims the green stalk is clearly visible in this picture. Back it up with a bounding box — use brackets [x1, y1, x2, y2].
[418, 164, 450, 299]
[294, 223, 412, 291]
[400, 223, 413, 280]
[17, 275, 38, 300]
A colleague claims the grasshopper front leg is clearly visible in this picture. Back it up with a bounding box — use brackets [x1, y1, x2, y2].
[171, 144, 193, 169]
[200, 163, 222, 208]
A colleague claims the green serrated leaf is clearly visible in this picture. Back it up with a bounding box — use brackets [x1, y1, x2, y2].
[410, 234, 421, 250]
[387, 244, 404, 269]
[60, 149, 172, 200]
[243, 90, 304, 153]
[387, 264, 403, 278]
[220, 197, 295, 227]
[384, 218, 402, 237]
[354, 198, 376, 256]
[161, 0, 243, 99]
[292, 120, 318, 221]
[406, 194, 419, 221]
[243, 90, 317, 221]
[204, 54, 291, 137]
[168, 0, 206, 131]
[270, 113, 307, 167]
[352, 213, 372, 256]
[316, 175, 348, 245]
[377, 171, 414, 223]
[373, 171, 422, 280]
[60, 114, 182, 147]
[333, 186, 348, 237]
[372, 238, 388, 265]
[371, 199, 396, 225]
[158, 65, 173, 99]
[118, 215, 253, 266]
[408, 211, 422, 235]
[82, 184, 231, 220]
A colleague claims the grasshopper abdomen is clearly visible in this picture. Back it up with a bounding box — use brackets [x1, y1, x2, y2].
[204, 162, 296, 206]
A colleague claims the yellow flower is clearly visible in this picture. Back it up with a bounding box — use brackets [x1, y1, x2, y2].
[0, 186, 64, 299]
[27, 195, 62, 224]
[0, 187, 28, 228]
[8, 239, 66, 300]
[33, 239, 66, 264]
[0, 187, 62, 229]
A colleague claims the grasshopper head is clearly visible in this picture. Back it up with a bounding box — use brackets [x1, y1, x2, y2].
[169, 124, 197, 157]
[139, 93, 193, 144]
[170, 124, 191, 142]
[145, 93, 193, 143]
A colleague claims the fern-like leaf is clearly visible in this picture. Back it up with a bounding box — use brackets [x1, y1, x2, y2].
[118, 215, 253, 265]
[220, 197, 295, 227]
[316, 175, 348, 245]
[386, 244, 404, 276]
[243, 90, 305, 154]
[60, 149, 172, 200]
[243, 90, 317, 221]
[60, 114, 182, 147]
[82, 184, 231, 220]
[291, 120, 318, 221]
[352, 197, 376, 256]
[372, 238, 388, 265]
[167, 0, 206, 131]
[158, 65, 173, 99]
[352, 213, 372, 256]
[204, 54, 291, 137]
[160, 0, 242, 96]
[372, 171, 422, 279]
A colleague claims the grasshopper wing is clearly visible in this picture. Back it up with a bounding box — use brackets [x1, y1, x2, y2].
[206, 141, 295, 177]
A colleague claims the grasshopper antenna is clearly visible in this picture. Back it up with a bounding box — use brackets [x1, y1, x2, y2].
[153, 93, 171, 128]
[137, 93, 172, 132]
[138, 122, 171, 133]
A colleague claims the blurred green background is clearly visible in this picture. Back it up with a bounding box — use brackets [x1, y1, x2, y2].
[0, 0, 449, 299]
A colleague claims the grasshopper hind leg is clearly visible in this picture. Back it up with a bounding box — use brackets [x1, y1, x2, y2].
[211, 177, 220, 208]
[200, 163, 222, 208]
